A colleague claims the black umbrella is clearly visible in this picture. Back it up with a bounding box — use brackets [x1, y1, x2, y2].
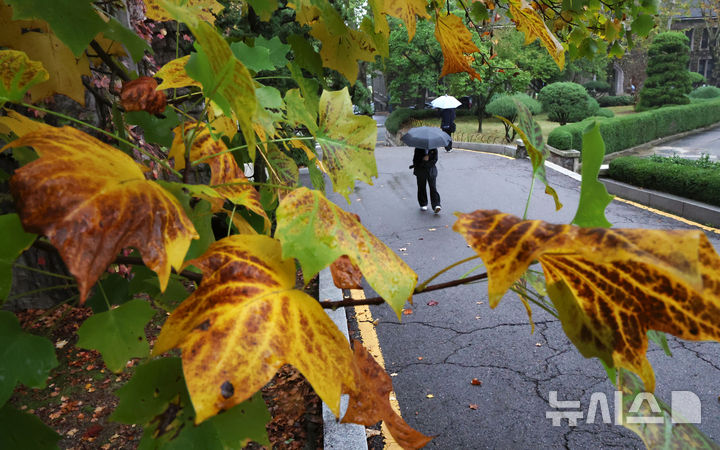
[400, 126, 451, 150]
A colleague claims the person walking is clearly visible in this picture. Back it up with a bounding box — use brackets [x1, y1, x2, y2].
[412, 147, 441, 213]
[439, 107, 456, 152]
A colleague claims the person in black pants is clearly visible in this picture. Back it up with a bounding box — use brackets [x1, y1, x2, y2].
[412, 147, 441, 213]
[440, 108, 456, 152]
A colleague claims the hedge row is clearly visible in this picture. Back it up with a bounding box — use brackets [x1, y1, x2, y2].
[608, 156, 720, 207]
[385, 107, 476, 134]
[597, 95, 634, 107]
[547, 98, 720, 154]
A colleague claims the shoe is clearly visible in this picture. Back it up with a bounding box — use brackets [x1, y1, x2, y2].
[420, 205, 428, 211]
[434, 205, 442, 214]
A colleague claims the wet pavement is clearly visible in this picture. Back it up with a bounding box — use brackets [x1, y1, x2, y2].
[318, 127, 720, 448]
[652, 124, 720, 161]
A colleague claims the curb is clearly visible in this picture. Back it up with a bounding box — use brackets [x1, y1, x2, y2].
[545, 160, 720, 228]
[320, 268, 369, 450]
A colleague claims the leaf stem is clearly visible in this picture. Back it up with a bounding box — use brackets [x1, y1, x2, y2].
[523, 175, 536, 220]
[97, 279, 112, 310]
[416, 255, 480, 291]
[227, 204, 236, 237]
[192, 136, 315, 165]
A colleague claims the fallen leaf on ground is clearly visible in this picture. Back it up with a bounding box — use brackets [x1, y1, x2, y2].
[469, 404, 478, 410]
[471, 378, 482, 386]
[402, 308, 413, 315]
[427, 300, 438, 306]
[426, 394, 434, 398]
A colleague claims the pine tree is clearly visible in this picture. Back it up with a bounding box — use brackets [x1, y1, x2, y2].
[638, 32, 693, 109]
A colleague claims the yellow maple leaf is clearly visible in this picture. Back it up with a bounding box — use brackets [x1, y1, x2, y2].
[3, 126, 198, 302]
[383, 0, 430, 41]
[309, 20, 377, 85]
[454, 210, 720, 392]
[153, 235, 355, 422]
[434, 13, 482, 81]
[0, 110, 47, 137]
[155, 55, 201, 90]
[0, 4, 90, 104]
[509, 0, 565, 69]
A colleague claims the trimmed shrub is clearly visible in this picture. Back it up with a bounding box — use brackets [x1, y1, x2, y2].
[594, 108, 614, 118]
[637, 32, 692, 109]
[583, 80, 610, 97]
[689, 85, 720, 99]
[689, 71, 707, 88]
[548, 98, 720, 153]
[511, 93, 543, 115]
[538, 82, 599, 125]
[608, 156, 720, 207]
[598, 95, 634, 107]
[385, 107, 437, 134]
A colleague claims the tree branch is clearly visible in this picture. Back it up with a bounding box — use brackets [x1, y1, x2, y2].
[89, 40, 131, 82]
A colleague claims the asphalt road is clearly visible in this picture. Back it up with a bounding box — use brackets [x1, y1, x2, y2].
[653, 124, 720, 161]
[321, 141, 720, 448]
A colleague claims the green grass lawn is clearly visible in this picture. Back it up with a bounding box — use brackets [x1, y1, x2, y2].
[407, 105, 636, 144]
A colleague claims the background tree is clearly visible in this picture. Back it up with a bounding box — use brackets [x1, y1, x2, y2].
[638, 32, 693, 109]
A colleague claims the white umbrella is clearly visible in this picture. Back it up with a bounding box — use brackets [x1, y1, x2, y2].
[431, 95, 461, 109]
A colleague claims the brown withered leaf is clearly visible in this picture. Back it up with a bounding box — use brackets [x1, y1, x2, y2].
[434, 13, 481, 81]
[153, 235, 355, 423]
[3, 126, 198, 302]
[453, 210, 720, 391]
[342, 341, 433, 449]
[170, 122, 270, 233]
[509, 0, 565, 69]
[330, 255, 363, 289]
[120, 76, 167, 115]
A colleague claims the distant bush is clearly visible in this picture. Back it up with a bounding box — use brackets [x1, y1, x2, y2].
[385, 108, 437, 134]
[583, 80, 610, 97]
[594, 108, 614, 118]
[637, 32, 692, 109]
[548, 98, 720, 154]
[538, 82, 599, 125]
[689, 71, 707, 88]
[511, 93, 543, 115]
[689, 85, 720, 99]
[608, 155, 720, 207]
[598, 95, 634, 107]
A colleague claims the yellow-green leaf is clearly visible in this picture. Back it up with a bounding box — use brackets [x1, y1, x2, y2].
[143, 0, 224, 25]
[155, 55, 200, 90]
[383, 0, 429, 41]
[275, 188, 417, 317]
[0, 50, 48, 103]
[308, 20, 377, 84]
[3, 126, 198, 302]
[0, 110, 46, 137]
[453, 210, 720, 391]
[434, 13, 482, 81]
[153, 234, 355, 422]
[314, 87, 377, 200]
[509, 0, 565, 69]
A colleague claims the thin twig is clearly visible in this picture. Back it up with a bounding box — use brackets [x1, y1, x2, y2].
[89, 40, 131, 82]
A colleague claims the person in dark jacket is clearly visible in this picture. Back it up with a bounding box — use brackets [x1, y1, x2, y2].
[439, 108, 456, 152]
[412, 147, 441, 213]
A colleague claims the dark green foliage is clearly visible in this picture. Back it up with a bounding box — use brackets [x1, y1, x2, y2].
[548, 98, 720, 153]
[351, 81, 374, 115]
[689, 85, 720, 99]
[511, 93, 543, 115]
[538, 82, 599, 125]
[583, 80, 610, 97]
[637, 32, 692, 109]
[385, 108, 438, 134]
[608, 155, 720, 207]
[598, 95, 634, 107]
[688, 71, 706, 88]
[594, 108, 614, 118]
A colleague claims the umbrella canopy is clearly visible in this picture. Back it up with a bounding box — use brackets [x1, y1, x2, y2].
[401, 126, 451, 150]
[431, 95, 461, 109]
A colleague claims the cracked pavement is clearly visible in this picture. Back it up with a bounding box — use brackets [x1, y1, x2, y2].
[318, 141, 720, 448]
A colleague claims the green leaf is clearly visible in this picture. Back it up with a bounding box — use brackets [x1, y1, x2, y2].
[114, 357, 270, 448]
[247, 0, 278, 21]
[499, 102, 562, 211]
[308, 160, 326, 191]
[230, 41, 274, 73]
[314, 88, 377, 201]
[256, 36, 290, 69]
[125, 107, 180, 148]
[285, 88, 318, 134]
[571, 122, 613, 227]
[156, 276, 191, 312]
[102, 16, 152, 63]
[276, 187, 417, 317]
[631, 14, 655, 37]
[0, 403, 61, 449]
[255, 85, 285, 122]
[288, 35, 323, 77]
[647, 330, 672, 357]
[129, 265, 162, 298]
[9, 146, 38, 166]
[160, 182, 216, 262]
[6, 0, 105, 57]
[76, 299, 156, 372]
[470, 2, 489, 22]
[0, 213, 37, 301]
[289, 62, 320, 120]
[86, 273, 131, 313]
[0, 311, 58, 406]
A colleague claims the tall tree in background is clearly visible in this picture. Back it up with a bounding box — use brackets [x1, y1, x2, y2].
[638, 31, 693, 109]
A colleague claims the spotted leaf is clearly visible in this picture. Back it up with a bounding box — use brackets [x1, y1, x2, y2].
[153, 235, 355, 422]
[169, 122, 270, 233]
[143, 0, 224, 25]
[453, 210, 720, 391]
[434, 13, 481, 81]
[3, 126, 198, 302]
[120, 76, 167, 115]
[0, 49, 48, 103]
[275, 188, 417, 317]
[314, 88, 377, 201]
[155, 55, 200, 90]
[383, 0, 429, 41]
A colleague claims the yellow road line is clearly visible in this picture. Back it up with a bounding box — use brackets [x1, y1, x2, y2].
[453, 148, 515, 159]
[612, 197, 720, 235]
[351, 288, 402, 449]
